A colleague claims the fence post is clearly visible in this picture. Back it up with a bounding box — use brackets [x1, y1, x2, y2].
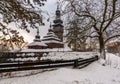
[73, 59, 78, 68]
[95, 55, 99, 60]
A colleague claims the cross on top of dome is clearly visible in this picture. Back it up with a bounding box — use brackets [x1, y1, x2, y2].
[35, 27, 40, 40]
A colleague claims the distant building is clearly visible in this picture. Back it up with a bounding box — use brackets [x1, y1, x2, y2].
[28, 4, 64, 49]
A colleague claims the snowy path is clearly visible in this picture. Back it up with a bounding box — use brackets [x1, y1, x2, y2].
[0, 61, 120, 84]
[0, 52, 120, 84]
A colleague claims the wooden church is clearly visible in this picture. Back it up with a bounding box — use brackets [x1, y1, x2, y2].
[28, 28, 47, 49]
[28, 4, 64, 49]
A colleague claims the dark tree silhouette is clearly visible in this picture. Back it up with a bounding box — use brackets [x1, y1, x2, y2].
[0, 0, 46, 29]
[0, 0, 46, 50]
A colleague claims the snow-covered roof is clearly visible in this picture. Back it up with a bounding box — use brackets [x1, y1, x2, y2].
[43, 40, 63, 44]
[28, 41, 47, 46]
[42, 31, 60, 40]
[33, 38, 41, 41]
[42, 37, 61, 41]
[47, 32, 55, 35]
[42, 29, 63, 45]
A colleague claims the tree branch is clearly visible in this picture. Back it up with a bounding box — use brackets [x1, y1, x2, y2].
[102, 0, 117, 32]
[105, 34, 120, 44]
[100, 0, 108, 32]
[70, 0, 99, 32]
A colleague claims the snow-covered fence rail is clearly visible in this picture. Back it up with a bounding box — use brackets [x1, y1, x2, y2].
[0, 52, 49, 63]
[0, 53, 99, 73]
[74, 55, 99, 68]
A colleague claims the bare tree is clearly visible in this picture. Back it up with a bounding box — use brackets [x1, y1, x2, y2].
[62, 0, 120, 59]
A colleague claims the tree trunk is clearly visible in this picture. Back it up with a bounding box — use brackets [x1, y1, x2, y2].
[99, 35, 106, 59]
[74, 39, 77, 51]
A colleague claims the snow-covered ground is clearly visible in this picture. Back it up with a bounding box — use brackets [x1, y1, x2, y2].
[106, 53, 120, 69]
[0, 52, 120, 84]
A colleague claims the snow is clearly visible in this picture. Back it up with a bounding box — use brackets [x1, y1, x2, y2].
[42, 30, 59, 40]
[41, 52, 97, 61]
[106, 53, 120, 69]
[41, 29, 63, 44]
[108, 39, 120, 44]
[28, 41, 47, 46]
[42, 36, 61, 41]
[9, 57, 38, 62]
[9, 51, 96, 62]
[0, 52, 120, 84]
[46, 31, 56, 36]
[43, 40, 63, 44]
[12, 48, 72, 52]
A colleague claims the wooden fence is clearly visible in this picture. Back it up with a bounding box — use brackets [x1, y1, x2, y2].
[0, 52, 99, 73]
[0, 52, 49, 63]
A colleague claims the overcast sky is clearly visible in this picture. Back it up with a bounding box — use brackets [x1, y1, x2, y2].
[18, 0, 58, 43]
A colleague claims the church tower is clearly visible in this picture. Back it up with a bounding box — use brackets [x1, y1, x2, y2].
[52, 2, 64, 41]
